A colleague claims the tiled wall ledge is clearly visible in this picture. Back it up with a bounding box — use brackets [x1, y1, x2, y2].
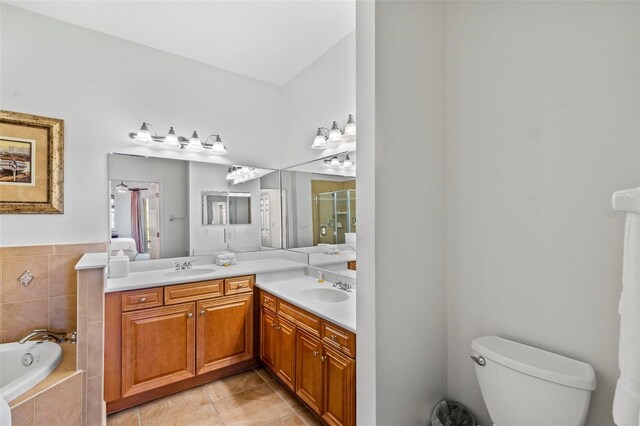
[0, 242, 106, 343]
[76, 256, 108, 426]
[10, 370, 83, 425]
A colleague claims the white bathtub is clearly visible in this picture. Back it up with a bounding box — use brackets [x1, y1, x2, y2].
[0, 341, 62, 402]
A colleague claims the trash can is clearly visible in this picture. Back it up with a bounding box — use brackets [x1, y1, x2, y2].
[431, 401, 477, 426]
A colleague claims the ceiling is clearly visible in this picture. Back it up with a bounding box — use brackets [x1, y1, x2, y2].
[4, 0, 355, 86]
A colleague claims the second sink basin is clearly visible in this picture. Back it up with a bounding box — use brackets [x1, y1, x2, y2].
[300, 288, 349, 303]
[163, 268, 216, 278]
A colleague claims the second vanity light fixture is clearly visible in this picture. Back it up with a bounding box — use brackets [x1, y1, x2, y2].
[324, 154, 355, 169]
[311, 114, 356, 150]
[226, 166, 256, 184]
[130, 122, 227, 155]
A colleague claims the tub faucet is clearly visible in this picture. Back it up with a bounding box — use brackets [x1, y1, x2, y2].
[19, 329, 67, 344]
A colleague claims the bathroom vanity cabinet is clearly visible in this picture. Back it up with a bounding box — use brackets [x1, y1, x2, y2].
[104, 275, 256, 412]
[259, 290, 356, 426]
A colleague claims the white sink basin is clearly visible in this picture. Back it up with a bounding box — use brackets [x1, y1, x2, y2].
[163, 268, 216, 278]
[300, 288, 349, 303]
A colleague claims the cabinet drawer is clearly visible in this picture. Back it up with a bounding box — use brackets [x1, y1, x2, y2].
[224, 276, 254, 295]
[322, 322, 356, 358]
[260, 291, 277, 312]
[278, 299, 321, 337]
[164, 280, 223, 305]
[121, 287, 163, 312]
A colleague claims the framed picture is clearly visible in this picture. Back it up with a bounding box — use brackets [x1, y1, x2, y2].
[0, 110, 64, 213]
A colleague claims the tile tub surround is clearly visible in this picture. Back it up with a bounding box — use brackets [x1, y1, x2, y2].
[0, 243, 106, 343]
[106, 368, 323, 426]
[10, 371, 84, 426]
[9, 341, 77, 408]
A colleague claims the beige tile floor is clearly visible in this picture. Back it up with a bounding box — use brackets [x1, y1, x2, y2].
[107, 367, 324, 426]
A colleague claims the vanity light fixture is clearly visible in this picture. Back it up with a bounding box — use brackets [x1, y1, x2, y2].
[133, 122, 154, 145]
[324, 154, 356, 169]
[129, 122, 228, 155]
[328, 121, 343, 143]
[204, 134, 227, 155]
[226, 166, 256, 184]
[186, 131, 204, 152]
[163, 127, 181, 149]
[344, 114, 356, 137]
[312, 128, 330, 150]
[310, 115, 356, 149]
[114, 181, 129, 194]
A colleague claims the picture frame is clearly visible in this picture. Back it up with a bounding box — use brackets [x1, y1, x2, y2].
[0, 110, 64, 214]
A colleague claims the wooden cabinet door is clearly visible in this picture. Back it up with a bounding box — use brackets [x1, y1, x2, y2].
[260, 307, 278, 370]
[275, 315, 297, 391]
[121, 303, 195, 397]
[295, 330, 323, 414]
[197, 293, 253, 375]
[322, 345, 355, 426]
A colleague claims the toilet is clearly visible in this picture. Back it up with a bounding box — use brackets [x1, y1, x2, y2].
[471, 335, 597, 426]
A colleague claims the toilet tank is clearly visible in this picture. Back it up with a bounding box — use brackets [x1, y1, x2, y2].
[471, 336, 597, 426]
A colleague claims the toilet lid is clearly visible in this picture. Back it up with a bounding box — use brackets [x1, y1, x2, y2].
[472, 335, 597, 390]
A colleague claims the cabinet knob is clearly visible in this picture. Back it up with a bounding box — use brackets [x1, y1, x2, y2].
[313, 351, 319, 357]
[331, 335, 337, 341]
[200, 310, 205, 316]
[271, 323, 276, 328]
[276, 326, 282, 331]
[321, 356, 326, 362]
[140, 297, 147, 303]
[187, 312, 193, 318]
[237, 283, 243, 288]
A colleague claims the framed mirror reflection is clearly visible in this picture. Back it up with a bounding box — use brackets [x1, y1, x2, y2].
[108, 154, 282, 260]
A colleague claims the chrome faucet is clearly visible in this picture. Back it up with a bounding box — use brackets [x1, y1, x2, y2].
[333, 280, 352, 292]
[172, 260, 196, 270]
[19, 329, 67, 344]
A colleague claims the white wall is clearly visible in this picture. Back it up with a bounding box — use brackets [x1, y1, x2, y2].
[373, 2, 448, 423]
[0, 5, 282, 247]
[188, 161, 229, 255]
[446, 2, 640, 425]
[281, 32, 356, 168]
[228, 178, 263, 252]
[355, 1, 376, 423]
[109, 155, 188, 258]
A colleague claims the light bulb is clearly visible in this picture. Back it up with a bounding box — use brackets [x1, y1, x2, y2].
[186, 131, 203, 152]
[328, 121, 343, 142]
[163, 127, 180, 149]
[344, 115, 356, 136]
[311, 128, 328, 149]
[344, 155, 353, 168]
[114, 181, 129, 194]
[330, 156, 340, 167]
[209, 135, 227, 155]
[133, 123, 153, 145]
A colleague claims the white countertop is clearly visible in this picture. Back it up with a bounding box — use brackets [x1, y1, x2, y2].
[308, 251, 356, 266]
[256, 275, 356, 333]
[75, 253, 108, 270]
[105, 258, 308, 293]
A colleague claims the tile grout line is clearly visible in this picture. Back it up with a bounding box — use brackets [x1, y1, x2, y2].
[262, 373, 314, 425]
[204, 370, 268, 405]
[202, 384, 227, 426]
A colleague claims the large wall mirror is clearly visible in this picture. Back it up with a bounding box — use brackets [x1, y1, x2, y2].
[281, 151, 356, 253]
[108, 154, 282, 261]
